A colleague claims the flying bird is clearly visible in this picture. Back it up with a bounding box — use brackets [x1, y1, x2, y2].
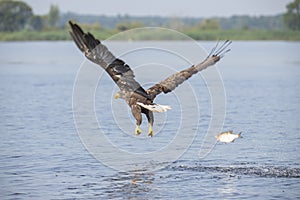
[69, 21, 231, 137]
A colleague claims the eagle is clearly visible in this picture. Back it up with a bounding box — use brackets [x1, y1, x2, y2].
[69, 21, 231, 137]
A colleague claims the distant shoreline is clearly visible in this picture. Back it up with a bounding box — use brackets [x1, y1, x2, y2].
[0, 29, 299, 41]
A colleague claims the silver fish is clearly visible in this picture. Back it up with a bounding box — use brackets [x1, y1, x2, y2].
[215, 130, 242, 143]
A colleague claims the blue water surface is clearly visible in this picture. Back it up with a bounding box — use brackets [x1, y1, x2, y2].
[0, 41, 299, 199]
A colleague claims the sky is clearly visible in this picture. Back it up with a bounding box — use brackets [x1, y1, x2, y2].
[22, 0, 292, 18]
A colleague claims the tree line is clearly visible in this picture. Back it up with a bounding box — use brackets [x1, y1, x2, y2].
[0, 0, 300, 32]
[0, 0, 59, 31]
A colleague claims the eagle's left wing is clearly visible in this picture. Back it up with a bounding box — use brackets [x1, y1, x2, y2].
[69, 21, 150, 100]
[146, 40, 231, 100]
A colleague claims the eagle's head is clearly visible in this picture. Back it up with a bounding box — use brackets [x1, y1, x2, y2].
[114, 91, 126, 99]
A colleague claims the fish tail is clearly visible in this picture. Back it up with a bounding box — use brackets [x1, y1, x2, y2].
[237, 132, 242, 138]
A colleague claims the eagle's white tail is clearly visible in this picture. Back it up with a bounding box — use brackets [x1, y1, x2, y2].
[137, 102, 171, 113]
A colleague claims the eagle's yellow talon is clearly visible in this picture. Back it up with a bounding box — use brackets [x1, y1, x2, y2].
[135, 126, 142, 136]
[148, 125, 153, 137]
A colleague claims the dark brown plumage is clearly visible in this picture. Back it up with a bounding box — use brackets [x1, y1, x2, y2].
[69, 21, 231, 137]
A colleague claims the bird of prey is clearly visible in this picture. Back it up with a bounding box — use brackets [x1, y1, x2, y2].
[69, 21, 231, 137]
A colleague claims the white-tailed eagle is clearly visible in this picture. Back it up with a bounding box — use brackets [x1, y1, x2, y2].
[69, 21, 231, 137]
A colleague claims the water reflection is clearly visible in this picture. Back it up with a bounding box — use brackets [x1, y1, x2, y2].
[217, 177, 238, 197]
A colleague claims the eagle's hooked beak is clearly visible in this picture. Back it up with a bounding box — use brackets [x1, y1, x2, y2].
[114, 92, 120, 99]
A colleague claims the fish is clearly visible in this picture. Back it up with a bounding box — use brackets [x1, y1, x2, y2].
[215, 130, 242, 143]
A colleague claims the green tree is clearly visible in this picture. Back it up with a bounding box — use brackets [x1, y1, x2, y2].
[30, 15, 45, 31]
[284, 0, 300, 30]
[116, 21, 144, 31]
[196, 19, 220, 30]
[48, 4, 59, 27]
[0, 0, 33, 31]
[168, 17, 184, 30]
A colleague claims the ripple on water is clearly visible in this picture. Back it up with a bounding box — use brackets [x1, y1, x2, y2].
[168, 162, 300, 178]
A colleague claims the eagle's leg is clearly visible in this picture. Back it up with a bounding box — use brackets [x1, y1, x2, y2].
[131, 105, 142, 136]
[135, 125, 142, 136]
[146, 110, 154, 137]
[148, 124, 153, 137]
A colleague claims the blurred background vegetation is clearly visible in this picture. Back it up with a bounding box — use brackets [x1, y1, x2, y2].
[0, 0, 299, 41]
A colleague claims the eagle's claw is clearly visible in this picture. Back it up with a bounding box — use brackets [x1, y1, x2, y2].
[148, 125, 153, 137]
[135, 126, 142, 136]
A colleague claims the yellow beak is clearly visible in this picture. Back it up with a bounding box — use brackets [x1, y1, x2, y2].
[114, 93, 120, 99]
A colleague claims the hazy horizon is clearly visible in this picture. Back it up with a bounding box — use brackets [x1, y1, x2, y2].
[22, 0, 292, 18]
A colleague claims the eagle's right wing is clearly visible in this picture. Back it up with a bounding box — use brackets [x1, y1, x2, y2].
[69, 21, 150, 100]
[146, 40, 231, 100]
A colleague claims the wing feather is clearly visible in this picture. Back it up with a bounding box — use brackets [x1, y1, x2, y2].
[146, 40, 231, 100]
[69, 21, 150, 100]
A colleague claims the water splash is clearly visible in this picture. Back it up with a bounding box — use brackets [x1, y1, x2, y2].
[168, 162, 300, 178]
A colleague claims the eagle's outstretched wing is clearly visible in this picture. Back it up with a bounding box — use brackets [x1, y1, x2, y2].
[69, 21, 150, 100]
[146, 40, 231, 100]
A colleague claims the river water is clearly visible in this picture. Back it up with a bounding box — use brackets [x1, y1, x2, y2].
[0, 41, 299, 199]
